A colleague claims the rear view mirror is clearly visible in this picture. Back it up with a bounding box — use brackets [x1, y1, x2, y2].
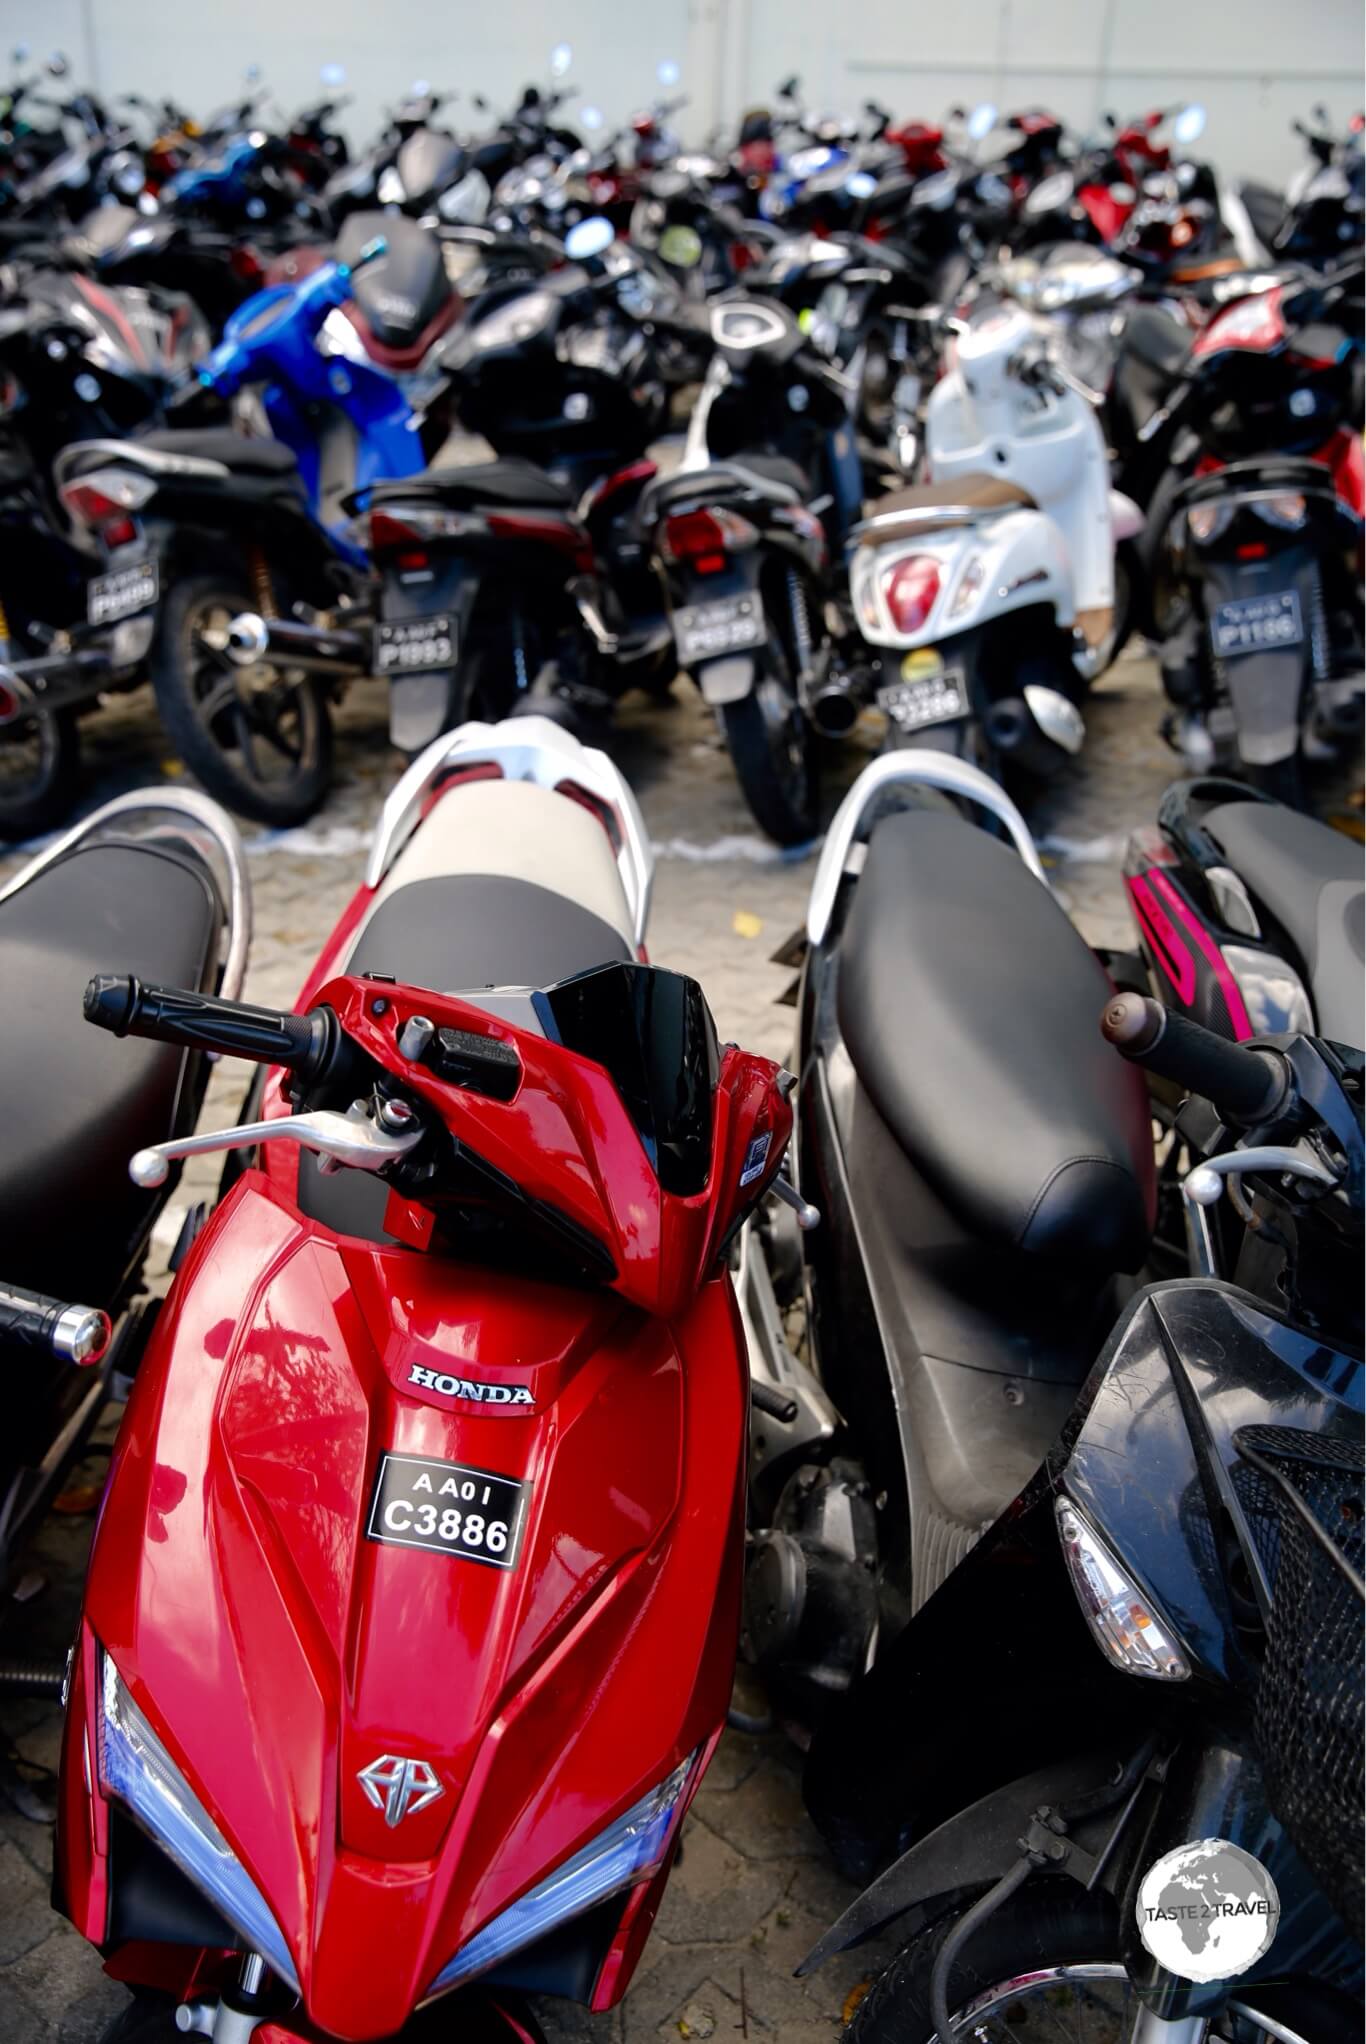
[966, 102, 998, 142]
[1173, 103, 1207, 146]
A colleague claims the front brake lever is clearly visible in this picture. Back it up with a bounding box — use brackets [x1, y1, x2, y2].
[129, 1099, 422, 1189]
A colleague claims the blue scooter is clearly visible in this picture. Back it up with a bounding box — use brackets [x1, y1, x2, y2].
[53, 219, 462, 822]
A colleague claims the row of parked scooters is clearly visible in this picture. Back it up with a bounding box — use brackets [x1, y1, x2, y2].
[0, 704, 1361, 2040]
[0, 49, 1360, 841]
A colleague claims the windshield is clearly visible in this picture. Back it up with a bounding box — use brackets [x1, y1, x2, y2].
[535, 961, 719, 1195]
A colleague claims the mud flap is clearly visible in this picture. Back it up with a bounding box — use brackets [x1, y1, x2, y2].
[697, 655, 756, 706]
[389, 670, 456, 753]
[1223, 648, 1307, 767]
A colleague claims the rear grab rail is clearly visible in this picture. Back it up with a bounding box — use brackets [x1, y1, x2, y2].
[806, 751, 1047, 945]
[366, 716, 654, 949]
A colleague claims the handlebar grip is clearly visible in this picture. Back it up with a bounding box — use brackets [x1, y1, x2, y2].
[0, 1281, 110, 1364]
[1101, 994, 1288, 1123]
[84, 974, 331, 1074]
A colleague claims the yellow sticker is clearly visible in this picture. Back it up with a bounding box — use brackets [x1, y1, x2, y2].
[732, 910, 764, 940]
[900, 647, 944, 683]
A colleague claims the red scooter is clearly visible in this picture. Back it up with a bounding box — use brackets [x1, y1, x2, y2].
[54, 717, 793, 2044]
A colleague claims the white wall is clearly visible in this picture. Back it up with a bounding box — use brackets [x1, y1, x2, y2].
[1, 0, 1358, 188]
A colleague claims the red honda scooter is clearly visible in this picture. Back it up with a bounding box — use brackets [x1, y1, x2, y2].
[54, 716, 793, 2044]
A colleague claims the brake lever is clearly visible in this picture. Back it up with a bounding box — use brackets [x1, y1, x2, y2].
[129, 1099, 422, 1189]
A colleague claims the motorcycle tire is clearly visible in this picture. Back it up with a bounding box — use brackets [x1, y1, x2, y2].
[151, 573, 333, 827]
[843, 1873, 1352, 2043]
[720, 636, 820, 847]
[0, 703, 79, 841]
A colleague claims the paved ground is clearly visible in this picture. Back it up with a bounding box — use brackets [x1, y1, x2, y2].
[0, 649, 1336, 2041]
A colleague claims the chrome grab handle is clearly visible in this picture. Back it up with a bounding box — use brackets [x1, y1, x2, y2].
[0, 786, 252, 1002]
[129, 1101, 422, 1190]
[806, 751, 1047, 946]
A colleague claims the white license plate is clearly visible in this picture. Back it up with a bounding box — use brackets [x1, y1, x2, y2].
[88, 559, 158, 627]
[674, 593, 766, 665]
[1211, 591, 1302, 659]
[374, 613, 458, 675]
[877, 669, 967, 732]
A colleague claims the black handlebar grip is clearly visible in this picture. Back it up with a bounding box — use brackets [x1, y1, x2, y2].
[1101, 994, 1288, 1124]
[84, 974, 332, 1075]
[0, 1282, 110, 1364]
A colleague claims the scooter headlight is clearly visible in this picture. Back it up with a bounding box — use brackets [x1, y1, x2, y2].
[426, 1750, 701, 1998]
[1056, 1498, 1190, 1681]
[1254, 490, 1307, 531]
[97, 1652, 299, 1990]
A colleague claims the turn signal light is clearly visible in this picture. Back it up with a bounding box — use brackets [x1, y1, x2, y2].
[881, 555, 941, 634]
[1056, 1496, 1190, 1681]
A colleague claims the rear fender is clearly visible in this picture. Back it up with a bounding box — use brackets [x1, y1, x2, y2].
[378, 561, 482, 754]
[1198, 550, 1315, 767]
[851, 510, 1072, 648]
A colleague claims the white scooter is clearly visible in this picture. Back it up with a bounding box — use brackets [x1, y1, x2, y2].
[849, 301, 1143, 776]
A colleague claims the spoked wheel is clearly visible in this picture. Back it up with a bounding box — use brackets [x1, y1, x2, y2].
[720, 634, 820, 846]
[0, 699, 78, 840]
[152, 574, 333, 826]
[844, 1877, 1349, 2044]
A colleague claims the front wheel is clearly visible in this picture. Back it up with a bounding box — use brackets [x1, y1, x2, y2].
[844, 1876, 1350, 2044]
[720, 642, 820, 846]
[152, 573, 333, 826]
[0, 701, 79, 841]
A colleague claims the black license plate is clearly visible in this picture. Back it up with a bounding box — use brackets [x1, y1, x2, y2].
[1211, 590, 1302, 659]
[674, 592, 766, 665]
[87, 559, 158, 627]
[366, 1451, 529, 1571]
[374, 613, 458, 676]
[877, 669, 967, 732]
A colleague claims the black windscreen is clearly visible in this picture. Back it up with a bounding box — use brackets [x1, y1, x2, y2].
[534, 962, 719, 1196]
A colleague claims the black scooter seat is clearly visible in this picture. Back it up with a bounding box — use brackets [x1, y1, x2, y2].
[370, 458, 575, 511]
[642, 455, 808, 521]
[138, 428, 301, 476]
[0, 838, 221, 1304]
[836, 810, 1155, 1271]
[1203, 800, 1365, 1048]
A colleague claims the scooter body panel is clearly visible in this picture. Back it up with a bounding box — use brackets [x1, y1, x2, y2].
[850, 507, 1074, 648]
[60, 1167, 747, 2035]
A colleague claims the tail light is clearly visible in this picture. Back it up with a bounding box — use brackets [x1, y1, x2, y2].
[881, 555, 941, 634]
[369, 504, 476, 561]
[661, 506, 758, 573]
[60, 468, 155, 544]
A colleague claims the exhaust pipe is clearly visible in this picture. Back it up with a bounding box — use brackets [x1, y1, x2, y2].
[226, 612, 371, 677]
[807, 672, 860, 737]
[985, 687, 1085, 779]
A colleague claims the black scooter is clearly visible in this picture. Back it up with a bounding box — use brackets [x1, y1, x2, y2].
[641, 292, 875, 842]
[0, 785, 247, 1632]
[735, 748, 1362, 2037]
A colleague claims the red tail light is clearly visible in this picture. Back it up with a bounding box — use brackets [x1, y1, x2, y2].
[59, 472, 153, 540]
[369, 507, 428, 553]
[661, 507, 758, 572]
[881, 555, 941, 633]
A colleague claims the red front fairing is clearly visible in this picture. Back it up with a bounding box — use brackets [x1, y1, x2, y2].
[58, 975, 787, 2039]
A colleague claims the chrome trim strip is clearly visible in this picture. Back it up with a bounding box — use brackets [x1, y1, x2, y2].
[806, 752, 1046, 946]
[849, 504, 980, 540]
[52, 439, 230, 485]
[365, 715, 653, 948]
[0, 788, 252, 1000]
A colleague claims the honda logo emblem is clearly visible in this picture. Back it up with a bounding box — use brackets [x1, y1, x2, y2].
[357, 1753, 445, 1827]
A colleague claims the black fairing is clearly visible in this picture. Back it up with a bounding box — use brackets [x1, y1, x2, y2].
[804, 1278, 1364, 2009]
[337, 213, 452, 345]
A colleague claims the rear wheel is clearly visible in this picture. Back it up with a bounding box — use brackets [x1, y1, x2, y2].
[152, 573, 333, 826]
[720, 635, 820, 845]
[844, 1877, 1350, 2044]
[0, 701, 79, 841]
